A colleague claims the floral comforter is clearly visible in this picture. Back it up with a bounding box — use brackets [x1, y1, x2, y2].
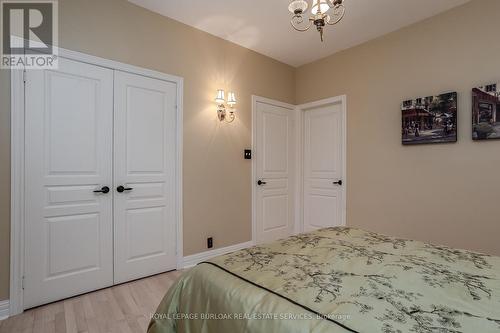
[149, 227, 500, 333]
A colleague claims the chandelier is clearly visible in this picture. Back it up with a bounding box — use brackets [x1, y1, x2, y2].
[288, 0, 346, 42]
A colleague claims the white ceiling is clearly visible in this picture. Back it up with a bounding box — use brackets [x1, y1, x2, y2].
[128, 0, 471, 67]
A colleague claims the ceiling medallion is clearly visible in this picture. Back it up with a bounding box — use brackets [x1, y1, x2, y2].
[288, 0, 346, 42]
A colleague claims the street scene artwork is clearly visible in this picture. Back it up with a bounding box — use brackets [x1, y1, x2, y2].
[402, 92, 457, 145]
[472, 83, 500, 140]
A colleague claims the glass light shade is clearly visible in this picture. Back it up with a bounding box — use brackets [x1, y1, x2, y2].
[311, 0, 330, 15]
[227, 92, 236, 107]
[288, 0, 308, 14]
[215, 89, 225, 104]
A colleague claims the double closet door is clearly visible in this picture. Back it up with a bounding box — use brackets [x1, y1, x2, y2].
[24, 57, 178, 309]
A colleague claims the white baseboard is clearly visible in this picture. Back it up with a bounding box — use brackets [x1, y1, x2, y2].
[0, 300, 9, 321]
[182, 241, 254, 269]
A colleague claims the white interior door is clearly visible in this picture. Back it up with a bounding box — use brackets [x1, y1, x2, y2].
[24, 58, 114, 308]
[303, 102, 345, 232]
[113, 71, 178, 283]
[254, 99, 295, 244]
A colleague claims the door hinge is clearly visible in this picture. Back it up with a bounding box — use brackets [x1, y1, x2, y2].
[22, 276, 25, 290]
[23, 70, 27, 83]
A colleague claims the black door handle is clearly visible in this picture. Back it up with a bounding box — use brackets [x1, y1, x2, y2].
[257, 180, 267, 186]
[93, 186, 110, 194]
[333, 180, 343, 186]
[117, 185, 133, 193]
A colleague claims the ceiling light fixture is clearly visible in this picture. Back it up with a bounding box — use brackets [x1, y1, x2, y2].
[288, 0, 346, 42]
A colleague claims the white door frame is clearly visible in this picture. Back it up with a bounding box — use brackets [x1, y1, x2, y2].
[296, 95, 347, 233]
[251, 96, 296, 243]
[10, 45, 184, 315]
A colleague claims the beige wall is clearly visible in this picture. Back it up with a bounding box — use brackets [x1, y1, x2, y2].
[296, 0, 500, 256]
[0, 0, 295, 300]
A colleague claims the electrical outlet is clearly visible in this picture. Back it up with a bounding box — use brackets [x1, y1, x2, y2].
[207, 237, 213, 249]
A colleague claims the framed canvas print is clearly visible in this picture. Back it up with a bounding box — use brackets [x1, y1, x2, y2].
[401, 92, 457, 145]
[472, 83, 500, 140]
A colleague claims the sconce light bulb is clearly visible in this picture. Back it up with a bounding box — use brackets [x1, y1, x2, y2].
[215, 89, 225, 104]
[227, 92, 236, 107]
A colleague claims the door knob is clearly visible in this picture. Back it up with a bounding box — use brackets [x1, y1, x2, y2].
[257, 180, 267, 186]
[333, 180, 343, 186]
[117, 185, 133, 193]
[93, 186, 110, 194]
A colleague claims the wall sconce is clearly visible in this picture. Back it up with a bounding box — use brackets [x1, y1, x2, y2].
[215, 89, 236, 123]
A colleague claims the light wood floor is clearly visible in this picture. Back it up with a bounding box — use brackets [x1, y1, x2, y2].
[0, 270, 183, 333]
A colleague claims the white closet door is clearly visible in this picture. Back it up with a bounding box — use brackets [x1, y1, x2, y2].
[255, 100, 295, 244]
[303, 103, 344, 232]
[113, 71, 178, 283]
[24, 58, 114, 308]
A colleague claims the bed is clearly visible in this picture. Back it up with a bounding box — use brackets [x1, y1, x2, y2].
[148, 227, 500, 333]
